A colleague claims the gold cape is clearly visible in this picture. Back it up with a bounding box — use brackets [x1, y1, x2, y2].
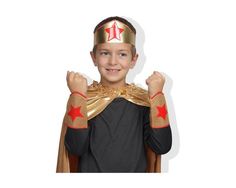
[56, 81, 161, 172]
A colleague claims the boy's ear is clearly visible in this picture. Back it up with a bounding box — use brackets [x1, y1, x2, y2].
[129, 54, 139, 69]
[90, 51, 97, 66]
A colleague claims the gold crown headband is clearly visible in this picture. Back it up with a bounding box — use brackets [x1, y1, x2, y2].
[94, 20, 136, 46]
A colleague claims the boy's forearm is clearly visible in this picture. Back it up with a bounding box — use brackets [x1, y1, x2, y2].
[146, 92, 172, 154]
[64, 92, 88, 129]
[63, 92, 89, 156]
[150, 91, 169, 129]
[145, 125, 172, 154]
[65, 127, 89, 156]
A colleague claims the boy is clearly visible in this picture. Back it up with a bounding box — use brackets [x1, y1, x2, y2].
[56, 16, 172, 172]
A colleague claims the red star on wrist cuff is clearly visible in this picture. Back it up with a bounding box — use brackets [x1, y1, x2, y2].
[68, 105, 84, 121]
[156, 104, 168, 120]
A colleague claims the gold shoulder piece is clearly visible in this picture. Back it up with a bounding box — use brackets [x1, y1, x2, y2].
[125, 84, 150, 107]
[86, 81, 150, 120]
[87, 81, 116, 120]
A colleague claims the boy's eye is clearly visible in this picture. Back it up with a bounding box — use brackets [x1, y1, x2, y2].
[119, 53, 127, 57]
[100, 51, 109, 55]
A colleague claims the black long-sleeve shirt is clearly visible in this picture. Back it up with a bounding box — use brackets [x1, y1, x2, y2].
[65, 97, 172, 172]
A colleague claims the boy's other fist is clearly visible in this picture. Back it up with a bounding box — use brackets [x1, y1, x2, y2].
[66, 71, 88, 95]
[146, 71, 165, 97]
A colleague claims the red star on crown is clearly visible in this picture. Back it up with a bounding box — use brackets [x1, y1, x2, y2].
[156, 105, 168, 120]
[105, 21, 124, 41]
[68, 105, 84, 122]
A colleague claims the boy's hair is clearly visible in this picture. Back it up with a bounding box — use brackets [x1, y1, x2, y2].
[92, 16, 137, 57]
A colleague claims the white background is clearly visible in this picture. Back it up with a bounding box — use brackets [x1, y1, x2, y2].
[0, 0, 236, 187]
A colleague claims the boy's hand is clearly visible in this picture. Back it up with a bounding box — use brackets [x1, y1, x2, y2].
[66, 71, 88, 95]
[146, 71, 165, 97]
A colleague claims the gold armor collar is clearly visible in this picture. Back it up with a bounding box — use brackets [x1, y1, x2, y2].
[87, 81, 150, 120]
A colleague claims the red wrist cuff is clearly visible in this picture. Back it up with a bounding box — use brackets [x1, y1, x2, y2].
[70, 91, 87, 99]
[150, 91, 163, 100]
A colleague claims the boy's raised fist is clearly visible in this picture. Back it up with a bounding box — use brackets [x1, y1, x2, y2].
[146, 71, 165, 97]
[66, 71, 88, 95]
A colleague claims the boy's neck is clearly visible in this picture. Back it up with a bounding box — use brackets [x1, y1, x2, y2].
[100, 79, 127, 89]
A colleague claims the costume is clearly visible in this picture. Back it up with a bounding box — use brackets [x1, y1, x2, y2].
[57, 81, 172, 172]
[56, 18, 172, 172]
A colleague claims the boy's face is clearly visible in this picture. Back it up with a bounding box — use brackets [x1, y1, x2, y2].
[90, 43, 138, 87]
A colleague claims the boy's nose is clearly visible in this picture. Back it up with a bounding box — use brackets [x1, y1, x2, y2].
[108, 55, 117, 65]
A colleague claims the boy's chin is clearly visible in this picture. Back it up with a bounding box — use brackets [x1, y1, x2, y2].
[103, 78, 122, 83]
[101, 73, 122, 82]
[100, 77, 126, 86]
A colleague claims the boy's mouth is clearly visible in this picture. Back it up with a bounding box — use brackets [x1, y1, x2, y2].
[105, 69, 121, 72]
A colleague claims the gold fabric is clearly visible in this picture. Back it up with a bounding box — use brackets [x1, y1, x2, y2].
[94, 20, 136, 46]
[56, 81, 161, 172]
[87, 81, 150, 119]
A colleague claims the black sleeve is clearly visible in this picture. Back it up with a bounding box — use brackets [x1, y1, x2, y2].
[64, 127, 90, 156]
[143, 107, 172, 154]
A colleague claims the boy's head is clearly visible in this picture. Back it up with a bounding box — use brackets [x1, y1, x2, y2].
[90, 16, 139, 87]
